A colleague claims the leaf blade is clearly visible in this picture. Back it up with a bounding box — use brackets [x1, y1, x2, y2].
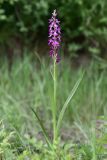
[31, 107, 52, 149]
[57, 72, 84, 134]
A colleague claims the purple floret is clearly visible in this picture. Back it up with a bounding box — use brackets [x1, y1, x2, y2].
[48, 10, 61, 62]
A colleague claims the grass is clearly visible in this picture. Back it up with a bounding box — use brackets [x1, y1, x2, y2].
[0, 54, 107, 159]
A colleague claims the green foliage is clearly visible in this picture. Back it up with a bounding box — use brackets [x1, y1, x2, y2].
[0, 0, 49, 44]
[0, 0, 107, 56]
[73, 118, 107, 160]
[0, 55, 107, 159]
[0, 121, 15, 159]
[59, 0, 107, 56]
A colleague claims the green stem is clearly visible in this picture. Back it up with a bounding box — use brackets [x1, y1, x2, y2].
[53, 56, 57, 143]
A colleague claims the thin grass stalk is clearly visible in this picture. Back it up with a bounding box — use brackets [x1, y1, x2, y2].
[53, 56, 57, 143]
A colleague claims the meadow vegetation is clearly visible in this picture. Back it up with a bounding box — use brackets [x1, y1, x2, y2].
[0, 54, 107, 159]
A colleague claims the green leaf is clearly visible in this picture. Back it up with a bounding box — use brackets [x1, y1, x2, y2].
[31, 107, 52, 149]
[57, 72, 84, 134]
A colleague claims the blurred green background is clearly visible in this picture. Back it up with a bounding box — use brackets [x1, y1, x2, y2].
[0, 0, 107, 59]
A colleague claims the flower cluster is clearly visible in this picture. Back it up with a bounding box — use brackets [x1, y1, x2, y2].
[48, 10, 61, 62]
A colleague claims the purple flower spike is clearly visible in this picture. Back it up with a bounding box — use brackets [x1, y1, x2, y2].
[48, 10, 61, 62]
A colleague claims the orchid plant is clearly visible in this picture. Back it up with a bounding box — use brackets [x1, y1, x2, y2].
[31, 9, 84, 153]
[48, 9, 61, 144]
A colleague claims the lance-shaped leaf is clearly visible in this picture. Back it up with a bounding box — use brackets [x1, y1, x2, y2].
[31, 107, 52, 149]
[57, 72, 84, 134]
